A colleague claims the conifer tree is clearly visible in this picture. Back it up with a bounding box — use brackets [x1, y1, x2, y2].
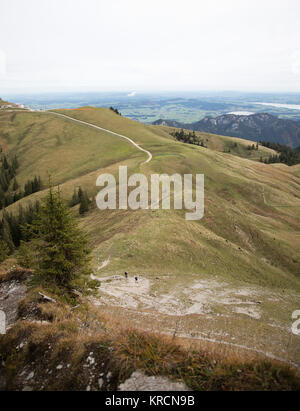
[0, 240, 9, 262]
[0, 214, 14, 251]
[24, 184, 91, 288]
[70, 188, 79, 207]
[79, 191, 89, 215]
[78, 186, 83, 201]
[12, 155, 19, 170]
[13, 178, 19, 191]
[2, 155, 9, 170]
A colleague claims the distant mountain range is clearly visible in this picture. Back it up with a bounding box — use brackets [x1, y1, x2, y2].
[153, 113, 300, 148]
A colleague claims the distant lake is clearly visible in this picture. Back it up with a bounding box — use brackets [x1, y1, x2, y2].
[228, 111, 254, 116]
[253, 102, 300, 110]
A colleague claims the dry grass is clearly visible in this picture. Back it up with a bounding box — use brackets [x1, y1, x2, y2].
[1, 106, 300, 390]
[1, 292, 300, 391]
[2, 108, 299, 292]
[0, 260, 32, 283]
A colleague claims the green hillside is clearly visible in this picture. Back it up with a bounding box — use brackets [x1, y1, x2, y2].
[1, 106, 300, 369]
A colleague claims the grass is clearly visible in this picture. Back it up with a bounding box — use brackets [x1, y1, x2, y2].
[2, 106, 299, 289]
[0, 287, 299, 391]
[1, 106, 300, 380]
[0, 110, 138, 188]
[156, 124, 277, 162]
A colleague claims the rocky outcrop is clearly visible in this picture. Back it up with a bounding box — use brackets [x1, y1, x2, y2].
[0, 267, 32, 332]
[118, 371, 190, 391]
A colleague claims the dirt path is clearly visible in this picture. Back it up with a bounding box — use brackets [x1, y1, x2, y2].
[5, 109, 153, 164]
[97, 257, 110, 271]
[262, 185, 300, 208]
[48, 111, 153, 164]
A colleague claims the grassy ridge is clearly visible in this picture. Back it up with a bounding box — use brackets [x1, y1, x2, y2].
[0, 110, 139, 187]
[1, 106, 300, 378]
[1, 107, 299, 290]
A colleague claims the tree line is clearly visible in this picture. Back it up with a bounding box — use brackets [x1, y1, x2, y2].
[70, 186, 91, 215]
[0, 153, 19, 194]
[0, 185, 91, 262]
[109, 106, 121, 116]
[0, 151, 43, 209]
[0, 201, 40, 261]
[170, 129, 206, 147]
[2, 176, 43, 209]
[259, 141, 300, 166]
[247, 142, 259, 151]
[1, 184, 91, 294]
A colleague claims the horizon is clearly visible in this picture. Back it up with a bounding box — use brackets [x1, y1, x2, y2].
[3, 89, 300, 125]
[2, 89, 300, 97]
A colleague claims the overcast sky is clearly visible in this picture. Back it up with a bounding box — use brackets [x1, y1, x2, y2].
[1, 0, 300, 93]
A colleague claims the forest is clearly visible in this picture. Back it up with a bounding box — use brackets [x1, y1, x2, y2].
[259, 141, 300, 166]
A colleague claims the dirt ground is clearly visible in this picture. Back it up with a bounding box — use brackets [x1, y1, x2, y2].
[91, 262, 300, 370]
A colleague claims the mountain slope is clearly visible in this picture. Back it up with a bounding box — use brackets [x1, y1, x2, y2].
[2, 107, 299, 285]
[153, 113, 300, 147]
[1, 106, 300, 367]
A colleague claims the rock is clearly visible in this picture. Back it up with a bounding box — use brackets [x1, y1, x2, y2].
[118, 371, 191, 391]
[0, 373, 6, 391]
[0, 281, 27, 327]
[87, 356, 95, 365]
[27, 371, 34, 380]
[22, 386, 33, 391]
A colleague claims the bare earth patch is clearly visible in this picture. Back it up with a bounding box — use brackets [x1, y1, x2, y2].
[91, 269, 300, 370]
[93, 274, 262, 318]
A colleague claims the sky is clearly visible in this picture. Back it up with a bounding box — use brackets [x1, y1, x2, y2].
[0, 0, 300, 93]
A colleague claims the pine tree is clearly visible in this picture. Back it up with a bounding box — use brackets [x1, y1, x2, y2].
[13, 178, 19, 191]
[78, 187, 83, 201]
[79, 191, 89, 215]
[0, 214, 14, 251]
[12, 155, 19, 170]
[2, 155, 9, 170]
[32, 176, 40, 192]
[0, 172, 9, 192]
[70, 188, 79, 207]
[24, 184, 91, 288]
[4, 193, 13, 207]
[0, 240, 9, 262]
[24, 180, 33, 196]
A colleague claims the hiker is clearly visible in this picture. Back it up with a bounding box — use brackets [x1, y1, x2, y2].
[124, 272, 128, 279]
[135, 276, 138, 283]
